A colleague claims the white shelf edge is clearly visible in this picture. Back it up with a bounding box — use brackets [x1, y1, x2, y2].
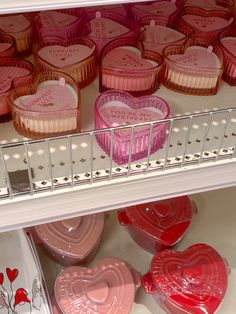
[0, 158, 236, 232]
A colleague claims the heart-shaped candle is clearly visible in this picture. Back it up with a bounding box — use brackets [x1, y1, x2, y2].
[31, 213, 104, 266]
[94, 90, 170, 164]
[162, 38, 223, 95]
[0, 34, 15, 57]
[9, 71, 80, 139]
[54, 257, 140, 314]
[0, 14, 33, 56]
[0, 59, 33, 123]
[100, 37, 162, 95]
[34, 37, 97, 88]
[142, 243, 229, 314]
[118, 196, 195, 254]
[183, 0, 235, 11]
[85, 4, 127, 17]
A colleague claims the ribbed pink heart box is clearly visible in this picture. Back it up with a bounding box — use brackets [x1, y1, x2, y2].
[54, 257, 140, 314]
[0, 14, 33, 56]
[94, 90, 170, 165]
[0, 34, 15, 57]
[33, 36, 97, 88]
[118, 196, 196, 254]
[162, 37, 224, 95]
[9, 71, 80, 139]
[183, 0, 235, 12]
[142, 243, 230, 314]
[217, 29, 236, 85]
[100, 37, 163, 95]
[31, 213, 104, 266]
[0, 58, 34, 123]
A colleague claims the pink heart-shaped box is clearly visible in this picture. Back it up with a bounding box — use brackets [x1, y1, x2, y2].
[94, 90, 170, 165]
[33, 36, 97, 88]
[31, 213, 104, 266]
[162, 36, 224, 95]
[85, 4, 127, 17]
[54, 257, 140, 314]
[217, 29, 236, 85]
[118, 196, 196, 254]
[0, 58, 34, 123]
[179, 6, 234, 44]
[183, 0, 235, 12]
[0, 34, 15, 57]
[142, 243, 230, 314]
[100, 37, 163, 95]
[9, 71, 80, 139]
[0, 14, 33, 57]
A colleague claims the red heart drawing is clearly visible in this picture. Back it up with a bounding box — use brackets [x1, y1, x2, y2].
[6, 268, 18, 283]
[55, 257, 140, 314]
[142, 244, 229, 314]
[0, 273, 4, 285]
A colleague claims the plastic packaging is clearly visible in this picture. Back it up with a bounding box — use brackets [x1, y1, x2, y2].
[0, 34, 16, 57]
[183, 0, 235, 11]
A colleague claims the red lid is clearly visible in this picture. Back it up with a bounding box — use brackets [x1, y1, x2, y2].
[121, 196, 195, 246]
[142, 244, 229, 314]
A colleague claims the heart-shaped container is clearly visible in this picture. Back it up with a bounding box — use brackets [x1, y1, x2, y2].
[142, 243, 230, 314]
[178, 6, 234, 44]
[100, 37, 163, 95]
[54, 257, 140, 314]
[0, 14, 33, 57]
[94, 90, 170, 165]
[0, 58, 34, 123]
[85, 4, 128, 17]
[183, 0, 235, 12]
[127, 0, 181, 24]
[84, 11, 137, 56]
[118, 196, 196, 254]
[9, 71, 80, 139]
[162, 37, 224, 95]
[0, 34, 16, 57]
[216, 29, 236, 85]
[33, 36, 97, 88]
[138, 17, 193, 55]
[31, 213, 105, 266]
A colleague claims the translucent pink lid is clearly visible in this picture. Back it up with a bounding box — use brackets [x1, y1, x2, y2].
[142, 243, 229, 314]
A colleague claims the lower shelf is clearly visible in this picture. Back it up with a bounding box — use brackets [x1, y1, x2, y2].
[37, 187, 236, 313]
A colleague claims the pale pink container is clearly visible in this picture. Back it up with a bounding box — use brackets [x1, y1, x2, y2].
[142, 244, 230, 314]
[100, 37, 163, 95]
[0, 34, 16, 57]
[0, 14, 33, 56]
[33, 36, 97, 88]
[0, 58, 34, 123]
[31, 214, 105, 266]
[54, 257, 140, 314]
[183, 0, 235, 12]
[162, 37, 224, 95]
[94, 90, 170, 165]
[9, 71, 80, 139]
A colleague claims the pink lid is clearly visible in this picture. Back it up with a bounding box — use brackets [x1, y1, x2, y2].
[34, 213, 104, 259]
[183, 0, 235, 11]
[118, 196, 194, 246]
[54, 257, 140, 314]
[85, 4, 127, 17]
[0, 14, 31, 34]
[142, 243, 229, 314]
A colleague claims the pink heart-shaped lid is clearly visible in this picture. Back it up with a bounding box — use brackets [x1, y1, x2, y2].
[0, 66, 31, 94]
[38, 11, 78, 28]
[220, 36, 236, 57]
[134, 1, 177, 17]
[184, 0, 232, 10]
[121, 196, 194, 245]
[142, 24, 185, 45]
[55, 257, 140, 314]
[143, 244, 229, 314]
[0, 14, 31, 33]
[34, 213, 104, 258]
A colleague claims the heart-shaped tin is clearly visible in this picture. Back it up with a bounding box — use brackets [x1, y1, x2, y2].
[54, 257, 140, 314]
[100, 37, 163, 95]
[34, 36, 97, 88]
[0, 58, 34, 123]
[118, 196, 196, 254]
[9, 71, 80, 139]
[0, 34, 15, 57]
[31, 213, 104, 266]
[94, 90, 170, 164]
[142, 243, 230, 314]
[162, 37, 224, 95]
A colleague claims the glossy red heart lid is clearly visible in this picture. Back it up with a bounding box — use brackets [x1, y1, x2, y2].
[121, 196, 195, 246]
[142, 244, 229, 314]
[34, 213, 104, 258]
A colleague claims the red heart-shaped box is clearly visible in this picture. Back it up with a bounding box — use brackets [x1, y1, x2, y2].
[0, 58, 34, 123]
[54, 257, 140, 314]
[94, 90, 170, 165]
[142, 243, 230, 314]
[31, 213, 105, 266]
[0, 34, 15, 57]
[118, 196, 196, 254]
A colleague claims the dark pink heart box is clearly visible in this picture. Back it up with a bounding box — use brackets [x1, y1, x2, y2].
[118, 196, 196, 254]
